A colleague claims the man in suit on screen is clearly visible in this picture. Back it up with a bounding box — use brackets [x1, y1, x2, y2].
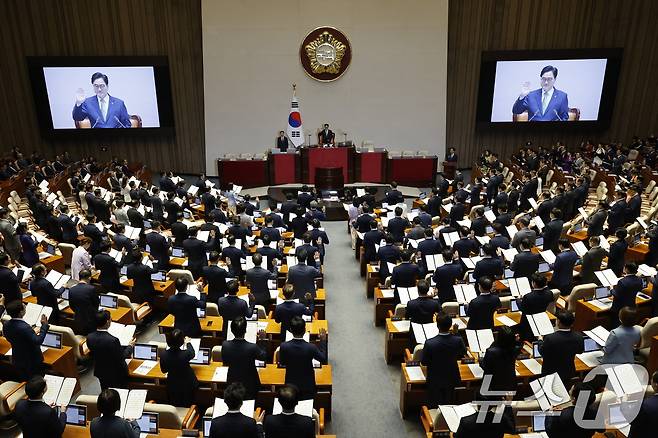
[72, 72, 131, 128]
[512, 65, 569, 122]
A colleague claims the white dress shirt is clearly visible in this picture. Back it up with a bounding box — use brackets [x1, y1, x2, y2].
[71, 246, 91, 281]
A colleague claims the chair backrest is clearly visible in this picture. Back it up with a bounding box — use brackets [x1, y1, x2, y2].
[254, 305, 267, 319]
[645, 179, 656, 195]
[545, 169, 554, 184]
[48, 324, 87, 362]
[393, 304, 407, 319]
[67, 178, 74, 193]
[650, 186, 658, 202]
[412, 344, 423, 361]
[211, 345, 222, 362]
[167, 269, 195, 284]
[547, 289, 561, 314]
[628, 149, 639, 161]
[205, 303, 219, 317]
[502, 167, 509, 177]
[566, 283, 597, 311]
[58, 243, 76, 268]
[75, 395, 99, 418]
[142, 403, 183, 429]
[639, 317, 658, 349]
[441, 302, 459, 316]
[273, 346, 281, 363]
[0, 381, 26, 416]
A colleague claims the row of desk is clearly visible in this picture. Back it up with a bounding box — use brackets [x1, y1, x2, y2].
[217, 147, 438, 188]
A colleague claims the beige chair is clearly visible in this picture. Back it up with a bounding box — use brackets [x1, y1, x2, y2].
[48, 324, 90, 363]
[638, 317, 658, 362]
[391, 304, 407, 319]
[58, 243, 76, 268]
[469, 205, 484, 220]
[650, 186, 658, 203]
[410, 344, 423, 361]
[0, 381, 26, 423]
[211, 345, 222, 362]
[595, 182, 608, 201]
[441, 302, 459, 316]
[628, 149, 639, 161]
[547, 289, 561, 314]
[67, 178, 74, 194]
[114, 294, 152, 324]
[167, 269, 195, 284]
[565, 283, 597, 311]
[645, 179, 656, 196]
[545, 169, 554, 185]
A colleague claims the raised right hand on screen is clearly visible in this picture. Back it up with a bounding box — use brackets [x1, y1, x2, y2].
[75, 88, 86, 106]
[519, 81, 531, 99]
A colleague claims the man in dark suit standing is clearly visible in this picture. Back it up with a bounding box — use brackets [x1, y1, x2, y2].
[287, 250, 321, 299]
[471, 208, 488, 237]
[200, 251, 231, 303]
[466, 276, 501, 330]
[82, 215, 106, 257]
[549, 239, 579, 296]
[15, 376, 67, 438]
[168, 278, 207, 337]
[362, 221, 385, 264]
[29, 263, 63, 324]
[126, 200, 145, 230]
[610, 262, 643, 327]
[518, 273, 555, 340]
[385, 181, 404, 205]
[218, 280, 254, 333]
[93, 189, 111, 223]
[624, 186, 642, 224]
[68, 269, 99, 335]
[387, 207, 410, 243]
[93, 242, 122, 292]
[183, 227, 216, 279]
[452, 226, 479, 259]
[276, 131, 289, 152]
[629, 371, 658, 437]
[0, 252, 22, 304]
[473, 243, 504, 281]
[3, 301, 49, 380]
[538, 310, 583, 384]
[586, 201, 608, 237]
[58, 204, 79, 244]
[145, 221, 170, 270]
[86, 310, 134, 389]
[432, 249, 463, 304]
[222, 317, 267, 400]
[264, 385, 315, 438]
[579, 236, 607, 284]
[279, 316, 327, 400]
[421, 312, 467, 407]
[406, 280, 440, 324]
[126, 248, 158, 304]
[222, 234, 247, 277]
[607, 197, 627, 233]
[260, 216, 282, 243]
[246, 253, 277, 307]
[510, 239, 541, 278]
[392, 250, 423, 290]
[208, 383, 264, 438]
[275, 284, 314, 335]
[417, 228, 443, 274]
[376, 234, 401, 280]
[165, 195, 182, 228]
[542, 208, 564, 253]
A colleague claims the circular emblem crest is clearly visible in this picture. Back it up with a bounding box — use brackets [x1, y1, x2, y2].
[300, 27, 352, 82]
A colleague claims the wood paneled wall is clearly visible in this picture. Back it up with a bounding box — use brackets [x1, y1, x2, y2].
[0, 0, 205, 174]
[447, 0, 658, 168]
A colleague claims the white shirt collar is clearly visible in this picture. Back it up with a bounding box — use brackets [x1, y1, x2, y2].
[543, 87, 554, 101]
[97, 94, 109, 107]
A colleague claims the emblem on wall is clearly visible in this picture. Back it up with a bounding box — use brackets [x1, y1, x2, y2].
[300, 27, 352, 82]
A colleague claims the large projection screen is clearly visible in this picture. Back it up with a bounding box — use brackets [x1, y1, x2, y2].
[202, 0, 449, 175]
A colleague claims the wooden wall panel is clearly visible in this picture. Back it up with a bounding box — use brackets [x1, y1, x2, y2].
[447, 0, 658, 168]
[0, 0, 205, 174]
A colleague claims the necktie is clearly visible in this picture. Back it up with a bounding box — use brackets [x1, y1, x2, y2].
[541, 92, 549, 115]
[100, 98, 107, 121]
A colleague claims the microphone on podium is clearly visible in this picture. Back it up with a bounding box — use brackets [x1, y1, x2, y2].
[528, 109, 540, 122]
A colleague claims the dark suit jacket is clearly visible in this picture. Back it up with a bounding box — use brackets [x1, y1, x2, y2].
[94, 252, 121, 291]
[546, 405, 601, 438]
[222, 246, 246, 276]
[480, 344, 519, 392]
[449, 202, 466, 226]
[183, 237, 214, 272]
[453, 237, 479, 258]
[82, 223, 105, 256]
[406, 297, 441, 324]
[280, 338, 327, 399]
[126, 262, 156, 303]
[0, 265, 22, 304]
[611, 275, 643, 315]
[421, 334, 467, 398]
[363, 229, 385, 263]
[580, 246, 607, 283]
[629, 394, 658, 438]
[58, 214, 79, 243]
[471, 217, 488, 236]
[209, 412, 261, 438]
[202, 264, 231, 302]
[392, 262, 422, 288]
[246, 266, 276, 306]
[550, 250, 579, 291]
[15, 399, 66, 438]
[218, 295, 253, 332]
[145, 231, 170, 269]
[287, 263, 321, 298]
[276, 136, 289, 151]
[512, 87, 569, 121]
[264, 413, 314, 438]
[260, 226, 281, 243]
[473, 257, 504, 281]
[30, 276, 62, 323]
[466, 293, 501, 330]
[68, 282, 99, 335]
[542, 219, 564, 252]
[160, 343, 198, 406]
[607, 240, 628, 276]
[587, 210, 607, 237]
[539, 329, 584, 383]
[377, 244, 401, 278]
[168, 292, 206, 337]
[607, 200, 626, 231]
[510, 251, 541, 278]
[222, 338, 266, 399]
[432, 262, 463, 303]
[274, 300, 314, 335]
[3, 318, 48, 379]
[387, 216, 410, 242]
[385, 189, 404, 205]
[86, 329, 132, 389]
[625, 194, 642, 223]
[89, 415, 140, 438]
[455, 406, 515, 438]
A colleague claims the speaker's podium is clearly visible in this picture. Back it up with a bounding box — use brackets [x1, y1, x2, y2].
[442, 161, 457, 179]
[300, 145, 354, 186]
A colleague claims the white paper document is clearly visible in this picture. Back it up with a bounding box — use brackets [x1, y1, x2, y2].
[571, 241, 588, 257]
[213, 398, 254, 418]
[397, 287, 419, 305]
[454, 284, 478, 304]
[43, 375, 77, 407]
[112, 388, 147, 419]
[584, 326, 610, 346]
[495, 315, 518, 327]
[411, 322, 440, 344]
[529, 373, 570, 411]
[439, 403, 477, 432]
[508, 277, 531, 298]
[520, 358, 542, 375]
[526, 313, 554, 337]
[107, 322, 137, 346]
[425, 254, 445, 272]
[405, 366, 426, 382]
[273, 398, 314, 417]
[212, 366, 229, 382]
[391, 320, 411, 332]
[465, 329, 494, 353]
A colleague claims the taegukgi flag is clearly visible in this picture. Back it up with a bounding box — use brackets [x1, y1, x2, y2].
[286, 84, 304, 147]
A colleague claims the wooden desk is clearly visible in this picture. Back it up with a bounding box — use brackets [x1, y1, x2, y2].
[374, 287, 396, 327]
[42, 254, 66, 273]
[573, 295, 653, 331]
[366, 264, 380, 299]
[627, 242, 649, 262]
[64, 424, 180, 437]
[399, 353, 594, 418]
[0, 337, 79, 379]
[566, 229, 588, 243]
[24, 296, 133, 325]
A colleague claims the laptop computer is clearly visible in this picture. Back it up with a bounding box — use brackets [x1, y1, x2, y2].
[504, 268, 514, 279]
[510, 299, 519, 312]
[42, 331, 62, 349]
[99, 294, 118, 309]
[143, 220, 152, 229]
[532, 341, 542, 358]
[133, 343, 159, 361]
[136, 412, 159, 435]
[150, 271, 166, 281]
[172, 247, 184, 258]
[202, 416, 212, 437]
[535, 237, 544, 247]
[595, 286, 610, 299]
[532, 412, 546, 432]
[189, 348, 211, 365]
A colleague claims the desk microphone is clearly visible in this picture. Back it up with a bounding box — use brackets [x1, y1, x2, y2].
[114, 115, 128, 128]
[528, 109, 540, 121]
[553, 109, 564, 121]
[91, 116, 101, 128]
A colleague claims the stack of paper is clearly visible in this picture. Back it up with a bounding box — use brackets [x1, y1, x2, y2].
[605, 364, 645, 396]
[124, 225, 141, 240]
[508, 277, 531, 298]
[112, 388, 147, 419]
[197, 230, 210, 242]
[397, 287, 419, 305]
[439, 403, 477, 432]
[529, 373, 570, 411]
[529, 198, 539, 210]
[496, 315, 518, 327]
[475, 235, 491, 245]
[526, 313, 555, 337]
[107, 322, 137, 346]
[595, 269, 619, 287]
[484, 210, 497, 222]
[454, 284, 477, 304]
[411, 322, 440, 344]
[465, 329, 494, 353]
[467, 364, 484, 379]
[380, 289, 395, 299]
[133, 360, 158, 376]
[506, 225, 518, 239]
[212, 366, 229, 382]
[576, 351, 604, 367]
[638, 264, 657, 277]
[533, 217, 545, 232]
[461, 256, 483, 270]
[391, 320, 410, 332]
[43, 375, 77, 407]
